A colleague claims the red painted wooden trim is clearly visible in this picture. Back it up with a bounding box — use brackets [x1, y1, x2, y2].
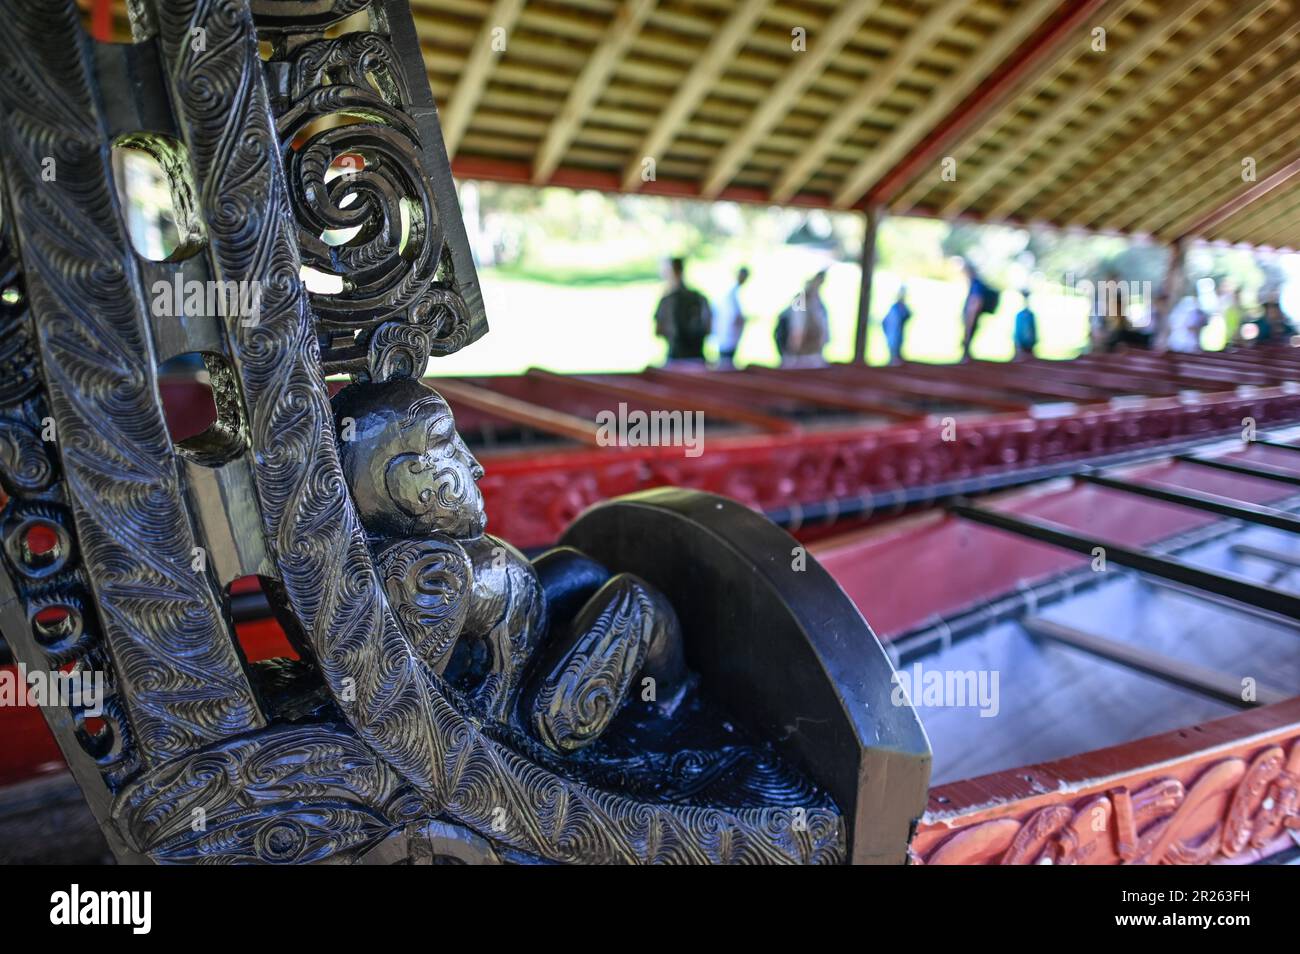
[862, 0, 1114, 208]
[1176, 149, 1300, 241]
[914, 697, 1300, 865]
[91, 0, 112, 41]
[450, 155, 833, 209]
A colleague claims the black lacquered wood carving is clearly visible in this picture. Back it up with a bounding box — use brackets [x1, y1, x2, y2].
[0, 0, 928, 864]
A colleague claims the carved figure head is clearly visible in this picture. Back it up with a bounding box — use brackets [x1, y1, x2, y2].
[334, 378, 486, 539]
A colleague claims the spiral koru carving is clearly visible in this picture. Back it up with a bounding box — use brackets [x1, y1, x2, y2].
[527, 576, 654, 754]
[0, 417, 54, 495]
[273, 35, 473, 373]
[376, 536, 473, 674]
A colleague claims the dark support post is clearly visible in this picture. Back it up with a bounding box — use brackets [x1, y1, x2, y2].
[853, 203, 883, 365]
[1154, 237, 1188, 351]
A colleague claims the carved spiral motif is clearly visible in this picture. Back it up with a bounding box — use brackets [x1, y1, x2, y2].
[0, 416, 54, 494]
[288, 32, 411, 106]
[273, 38, 473, 371]
[376, 535, 473, 674]
[529, 577, 653, 754]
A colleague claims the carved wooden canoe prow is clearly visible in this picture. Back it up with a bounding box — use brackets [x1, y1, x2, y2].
[4, 0, 1294, 869]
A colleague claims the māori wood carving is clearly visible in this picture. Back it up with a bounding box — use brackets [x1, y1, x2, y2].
[0, 0, 929, 863]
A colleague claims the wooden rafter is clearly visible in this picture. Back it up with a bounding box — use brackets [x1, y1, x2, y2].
[831, 0, 1067, 210]
[620, 0, 770, 192]
[1094, 69, 1300, 232]
[699, 0, 881, 200]
[1213, 169, 1300, 244]
[1239, 187, 1300, 248]
[1154, 117, 1300, 242]
[1139, 111, 1300, 238]
[438, 0, 527, 159]
[937, 0, 1211, 219]
[1037, 25, 1300, 225]
[1194, 154, 1300, 243]
[982, 0, 1280, 222]
[76, 0, 1300, 250]
[770, 0, 968, 205]
[530, 0, 658, 185]
[886, 0, 1117, 217]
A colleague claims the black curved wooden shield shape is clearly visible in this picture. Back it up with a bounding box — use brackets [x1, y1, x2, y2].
[562, 489, 932, 864]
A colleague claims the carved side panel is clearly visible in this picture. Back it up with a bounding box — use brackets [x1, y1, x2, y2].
[0, 0, 264, 772]
[0, 189, 147, 862]
[915, 736, 1300, 865]
[254, 0, 487, 374]
[112, 724, 423, 864]
[478, 391, 1300, 548]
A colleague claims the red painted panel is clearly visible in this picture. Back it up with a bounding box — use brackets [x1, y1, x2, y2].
[814, 473, 1275, 640]
[1124, 459, 1298, 504]
[814, 514, 1082, 638]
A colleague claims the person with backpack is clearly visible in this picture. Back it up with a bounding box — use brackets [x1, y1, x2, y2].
[653, 256, 712, 362]
[960, 258, 999, 360]
[775, 270, 829, 365]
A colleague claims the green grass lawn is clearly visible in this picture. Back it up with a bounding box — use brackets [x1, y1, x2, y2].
[426, 254, 1094, 377]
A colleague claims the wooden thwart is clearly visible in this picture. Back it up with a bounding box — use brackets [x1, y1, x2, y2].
[1022, 616, 1288, 709]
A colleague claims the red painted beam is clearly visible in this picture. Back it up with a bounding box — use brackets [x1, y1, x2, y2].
[91, 0, 112, 41]
[861, 0, 1114, 208]
[450, 154, 834, 210]
[1175, 149, 1300, 241]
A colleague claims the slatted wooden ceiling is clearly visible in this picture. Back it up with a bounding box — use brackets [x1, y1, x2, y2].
[412, 0, 1300, 251]
[84, 0, 1300, 249]
[421, 0, 1072, 202]
[892, 0, 1300, 246]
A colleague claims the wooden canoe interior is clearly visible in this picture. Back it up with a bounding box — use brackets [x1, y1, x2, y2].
[5, 352, 1300, 863]
[816, 447, 1300, 785]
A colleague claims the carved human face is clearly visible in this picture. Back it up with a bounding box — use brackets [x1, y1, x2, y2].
[384, 392, 486, 539]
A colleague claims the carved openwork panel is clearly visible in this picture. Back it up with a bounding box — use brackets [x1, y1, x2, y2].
[0, 0, 926, 864]
[253, 0, 488, 375]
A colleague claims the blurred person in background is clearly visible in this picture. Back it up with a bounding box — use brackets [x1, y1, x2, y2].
[1094, 269, 1152, 351]
[1090, 267, 1122, 351]
[653, 256, 712, 362]
[882, 284, 911, 365]
[1243, 291, 1297, 345]
[1013, 289, 1037, 358]
[1219, 281, 1244, 345]
[1166, 294, 1206, 352]
[712, 265, 750, 367]
[960, 258, 1000, 361]
[775, 270, 830, 364]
